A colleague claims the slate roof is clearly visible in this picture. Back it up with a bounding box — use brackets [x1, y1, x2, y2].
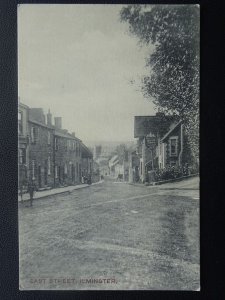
[134, 115, 176, 138]
[161, 121, 182, 142]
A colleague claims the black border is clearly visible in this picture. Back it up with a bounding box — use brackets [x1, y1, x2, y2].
[0, 0, 224, 299]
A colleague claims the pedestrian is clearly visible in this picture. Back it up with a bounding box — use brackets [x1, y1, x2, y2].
[27, 180, 37, 207]
[19, 183, 24, 203]
[87, 173, 92, 185]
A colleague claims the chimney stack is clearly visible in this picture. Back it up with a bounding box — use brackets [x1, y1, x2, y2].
[54, 117, 62, 129]
[71, 132, 75, 137]
[47, 109, 52, 126]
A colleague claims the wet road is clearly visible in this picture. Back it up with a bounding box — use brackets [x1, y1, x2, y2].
[19, 177, 199, 290]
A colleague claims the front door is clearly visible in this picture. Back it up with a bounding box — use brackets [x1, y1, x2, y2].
[38, 166, 41, 187]
[44, 166, 48, 185]
[58, 166, 61, 184]
[72, 165, 75, 182]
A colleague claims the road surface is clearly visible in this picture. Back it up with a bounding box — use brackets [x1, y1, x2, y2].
[19, 177, 199, 290]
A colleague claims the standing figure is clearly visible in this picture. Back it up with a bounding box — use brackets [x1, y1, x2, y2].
[87, 173, 92, 185]
[19, 183, 24, 203]
[27, 180, 36, 207]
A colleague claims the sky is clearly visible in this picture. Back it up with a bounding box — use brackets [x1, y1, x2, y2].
[18, 4, 155, 144]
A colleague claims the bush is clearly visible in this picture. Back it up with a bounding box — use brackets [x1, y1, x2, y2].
[151, 164, 195, 182]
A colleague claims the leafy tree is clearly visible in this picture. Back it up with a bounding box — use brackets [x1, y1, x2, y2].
[120, 5, 199, 162]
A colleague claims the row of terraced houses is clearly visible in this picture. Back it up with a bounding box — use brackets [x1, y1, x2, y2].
[18, 101, 93, 190]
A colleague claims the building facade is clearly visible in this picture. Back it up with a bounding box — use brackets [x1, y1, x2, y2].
[134, 113, 175, 182]
[54, 122, 82, 187]
[134, 113, 193, 183]
[28, 108, 55, 189]
[18, 102, 29, 187]
[18, 101, 93, 191]
[81, 143, 93, 177]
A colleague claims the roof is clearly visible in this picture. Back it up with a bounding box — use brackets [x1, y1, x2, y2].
[161, 121, 182, 142]
[134, 115, 175, 138]
[29, 119, 81, 141]
[21, 101, 82, 142]
[81, 143, 93, 158]
[29, 118, 53, 129]
[54, 130, 81, 141]
[18, 102, 29, 109]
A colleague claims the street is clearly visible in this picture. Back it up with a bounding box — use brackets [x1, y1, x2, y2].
[19, 177, 199, 290]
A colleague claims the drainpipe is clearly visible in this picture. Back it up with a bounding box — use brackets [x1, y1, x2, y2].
[178, 124, 183, 166]
[53, 135, 56, 187]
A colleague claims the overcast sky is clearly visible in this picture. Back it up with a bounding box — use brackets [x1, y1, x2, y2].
[18, 4, 155, 144]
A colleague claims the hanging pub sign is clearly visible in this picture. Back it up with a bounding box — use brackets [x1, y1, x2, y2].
[145, 133, 156, 149]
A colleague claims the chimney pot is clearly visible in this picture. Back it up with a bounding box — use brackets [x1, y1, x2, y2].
[47, 109, 52, 126]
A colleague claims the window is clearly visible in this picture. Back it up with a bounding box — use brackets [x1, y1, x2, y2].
[64, 163, 68, 175]
[76, 162, 79, 177]
[47, 156, 51, 175]
[32, 160, 35, 180]
[170, 137, 178, 156]
[55, 138, 58, 150]
[75, 142, 77, 156]
[19, 148, 26, 164]
[18, 111, 23, 134]
[67, 140, 71, 150]
[47, 131, 51, 145]
[31, 126, 39, 143]
[55, 166, 58, 178]
[31, 127, 35, 143]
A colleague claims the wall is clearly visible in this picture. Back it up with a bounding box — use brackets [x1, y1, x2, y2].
[18, 104, 29, 186]
[54, 136, 82, 187]
[28, 122, 54, 188]
[163, 125, 182, 167]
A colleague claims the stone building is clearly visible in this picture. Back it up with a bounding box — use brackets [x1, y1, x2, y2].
[18, 102, 29, 186]
[81, 143, 93, 178]
[18, 101, 93, 190]
[53, 116, 83, 187]
[134, 113, 193, 183]
[158, 120, 183, 168]
[28, 108, 54, 189]
[128, 151, 140, 183]
[134, 113, 176, 182]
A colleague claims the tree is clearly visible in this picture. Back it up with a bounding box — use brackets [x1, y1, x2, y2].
[120, 5, 199, 161]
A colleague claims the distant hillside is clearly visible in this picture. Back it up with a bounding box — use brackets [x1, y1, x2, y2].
[84, 140, 136, 149]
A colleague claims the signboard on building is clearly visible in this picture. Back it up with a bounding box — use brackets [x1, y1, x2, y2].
[145, 133, 156, 149]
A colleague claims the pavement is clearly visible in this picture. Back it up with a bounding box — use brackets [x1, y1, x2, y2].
[18, 180, 104, 202]
[19, 176, 199, 290]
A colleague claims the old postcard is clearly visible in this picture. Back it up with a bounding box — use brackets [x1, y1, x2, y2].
[18, 4, 200, 290]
